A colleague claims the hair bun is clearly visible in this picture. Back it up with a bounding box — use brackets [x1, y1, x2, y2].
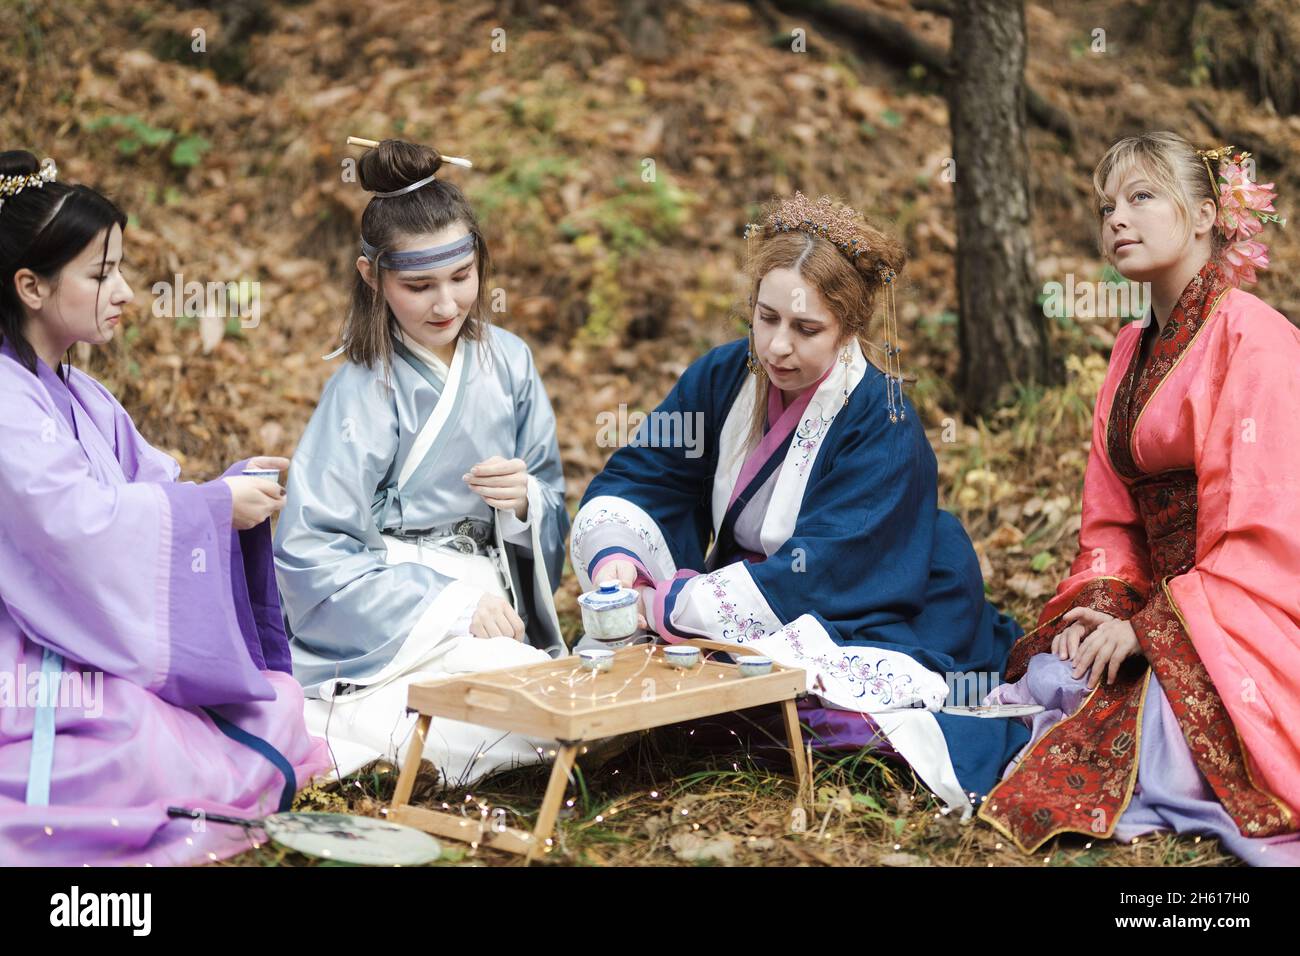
[0, 150, 41, 180]
[858, 233, 907, 286]
[357, 140, 443, 195]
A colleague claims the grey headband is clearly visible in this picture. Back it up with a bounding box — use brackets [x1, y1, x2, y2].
[360, 232, 476, 271]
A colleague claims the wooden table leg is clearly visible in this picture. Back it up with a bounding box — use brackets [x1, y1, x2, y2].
[526, 742, 580, 863]
[391, 714, 432, 809]
[780, 698, 811, 806]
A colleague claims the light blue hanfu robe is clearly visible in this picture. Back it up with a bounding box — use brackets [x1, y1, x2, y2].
[571, 337, 1029, 816]
[274, 326, 568, 784]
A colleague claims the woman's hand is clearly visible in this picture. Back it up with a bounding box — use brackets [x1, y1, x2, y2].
[470, 594, 526, 640]
[1052, 607, 1116, 661]
[593, 559, 650, 630]
[221, 476, 285, 530]
[1072, 618, 1143, 688]
[463, 456, 529, 520]
[594, 559, 637, 588]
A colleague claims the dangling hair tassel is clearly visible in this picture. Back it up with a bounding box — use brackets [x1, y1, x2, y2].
[746, 325, 762, 376]
[879, 268, 904, 423]
[840, 345, 852, 406]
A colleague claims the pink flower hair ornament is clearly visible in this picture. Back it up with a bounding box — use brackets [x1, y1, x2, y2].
[1197, 146, 1286, 287]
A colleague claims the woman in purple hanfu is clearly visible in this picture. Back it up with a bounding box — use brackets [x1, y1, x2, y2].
[0, 151, 330, 866]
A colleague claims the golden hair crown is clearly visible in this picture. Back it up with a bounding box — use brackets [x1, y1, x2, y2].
[745, 191, 879, 263]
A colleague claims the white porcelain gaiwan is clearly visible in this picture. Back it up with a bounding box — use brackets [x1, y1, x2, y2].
[241, 467, 282, 484]
[577, 583, 640, 643]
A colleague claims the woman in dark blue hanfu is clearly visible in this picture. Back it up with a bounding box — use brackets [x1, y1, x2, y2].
[572, 193, 1028, 815]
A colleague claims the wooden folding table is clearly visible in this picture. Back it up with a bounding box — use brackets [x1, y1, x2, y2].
[388, 640, 809, 861]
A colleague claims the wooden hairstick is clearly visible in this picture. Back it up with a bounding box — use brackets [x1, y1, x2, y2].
[346, 135, 473, 168]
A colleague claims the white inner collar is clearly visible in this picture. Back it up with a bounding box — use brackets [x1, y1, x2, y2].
[399, 332, 453, 380]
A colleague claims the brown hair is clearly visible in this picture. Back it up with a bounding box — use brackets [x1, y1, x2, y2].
[1091, 131, 1225, 260]
[342, 139, 493, 373]
[741, 195, 907, 450]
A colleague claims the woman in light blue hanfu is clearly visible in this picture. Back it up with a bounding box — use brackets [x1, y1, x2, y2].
[274, 140, 568, 785]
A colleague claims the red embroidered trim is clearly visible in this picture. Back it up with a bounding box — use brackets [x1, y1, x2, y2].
[1133, 585, 1294, 836]
[979, 663, 1148, 852]
[1106, 261, 1228, 483]
[1129, 473, 1198, 582]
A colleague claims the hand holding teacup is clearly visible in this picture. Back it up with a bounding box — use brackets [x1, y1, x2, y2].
[593, 559, 650, 631]
[223, 455, 289, 530]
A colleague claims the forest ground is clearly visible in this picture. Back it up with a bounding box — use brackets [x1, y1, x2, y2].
[7, 0, 1297, 866]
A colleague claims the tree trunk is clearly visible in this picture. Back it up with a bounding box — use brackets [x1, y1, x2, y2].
[618, 0, 671, 61]
[949, 0, 1056, 413]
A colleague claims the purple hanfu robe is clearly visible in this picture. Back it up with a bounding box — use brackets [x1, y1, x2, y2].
[0, 342, 331, 866]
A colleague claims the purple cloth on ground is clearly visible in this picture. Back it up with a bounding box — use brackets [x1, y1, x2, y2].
[667, 699, 900, 762]
[796, 701, 900, 758]
[992, 652, 1300, 866]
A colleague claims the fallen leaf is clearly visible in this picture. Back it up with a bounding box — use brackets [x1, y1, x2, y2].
[1007, 572, 1050, 600]
[669, 832, 736, 864]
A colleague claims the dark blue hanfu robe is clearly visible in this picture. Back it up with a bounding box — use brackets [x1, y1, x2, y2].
[572, 338, 1029, 812]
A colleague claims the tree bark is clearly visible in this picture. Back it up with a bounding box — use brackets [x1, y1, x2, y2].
[764, 0, 1075, 143]
[949, 0, 1056, 413]
[618, 0, 671, 61]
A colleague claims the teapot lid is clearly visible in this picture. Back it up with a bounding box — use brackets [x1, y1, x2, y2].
[577, 582, 638, 610]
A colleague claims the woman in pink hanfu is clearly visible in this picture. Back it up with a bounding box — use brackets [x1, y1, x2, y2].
[979, 132, 1300, 865]
[0, 151, 330, 866]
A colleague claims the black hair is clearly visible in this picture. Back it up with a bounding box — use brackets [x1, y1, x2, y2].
[0, 150, 128, 374]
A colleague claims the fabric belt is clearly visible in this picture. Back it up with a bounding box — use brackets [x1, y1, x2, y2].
[202, 707, 297, 813]
[384, 517, 494, 554]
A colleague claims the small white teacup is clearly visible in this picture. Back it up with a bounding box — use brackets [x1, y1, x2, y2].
[579, 648, 615, 672]
[241, 467, 282, 484]
[664, 645, 700, 670]
[737, 656, 774, 678]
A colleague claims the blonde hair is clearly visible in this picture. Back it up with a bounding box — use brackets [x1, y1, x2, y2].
[1091, 131, 1225, 259]
[741, 195, 906, 451]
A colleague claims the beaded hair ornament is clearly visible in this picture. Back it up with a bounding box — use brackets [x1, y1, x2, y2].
[0, 158, 58, 213]
[1195, 145, 1285, 287]
[744, 191, 905, 422]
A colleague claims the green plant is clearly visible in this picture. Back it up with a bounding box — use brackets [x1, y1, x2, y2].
[576, 238, 626, 346]
[474, 154, 575, 214]
[85, 115, 212, 169]
[560, 174, 694, 255]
